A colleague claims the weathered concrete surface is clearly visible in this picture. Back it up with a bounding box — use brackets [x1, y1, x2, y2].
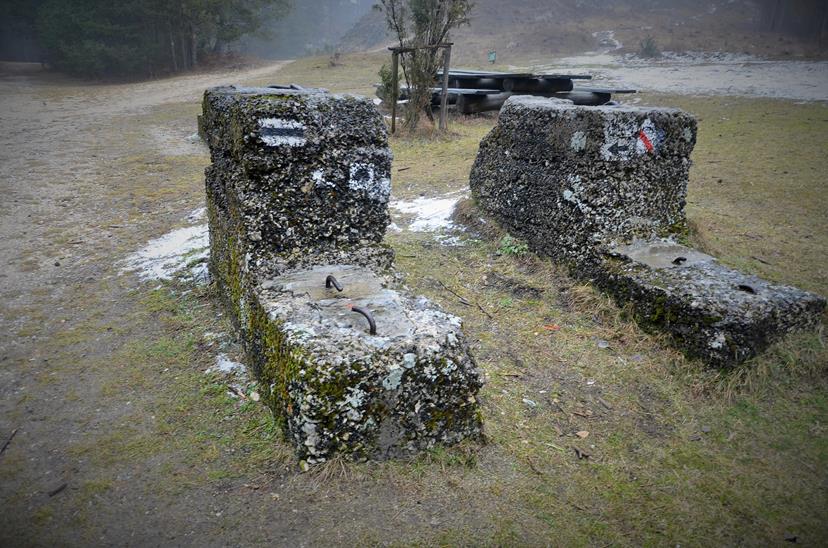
[599, 240, 826, 367]
[203, 86, 483, 462]
[249, 265, 482, 462]
[470, 96, 697, 269]
[203, 86, 392, 259]
[469, 96, 824, 367]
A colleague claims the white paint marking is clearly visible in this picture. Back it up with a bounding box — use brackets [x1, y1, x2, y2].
[258, 118, 307, 147]
[349, 163, 391, 202]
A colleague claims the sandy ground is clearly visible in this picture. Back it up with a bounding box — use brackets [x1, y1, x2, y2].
[528, 32, 828, 102]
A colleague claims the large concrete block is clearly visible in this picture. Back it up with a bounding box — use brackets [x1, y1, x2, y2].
[470, 96, 696, 268]
[468, 96, 824, 367]
[203, 86, 392, 257]
[248, 265, 483, 462]
[598, 240, 825, 367]
[203, 86, 483, 461]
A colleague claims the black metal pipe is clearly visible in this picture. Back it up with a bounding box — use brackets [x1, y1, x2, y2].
[350, 305, 377, 335]
[325, 275, 343, 292]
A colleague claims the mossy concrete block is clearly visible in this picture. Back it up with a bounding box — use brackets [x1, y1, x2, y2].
[470, 96, 697, 268]
[247, 265, 483, 462]
[468, 96, 824, 367]
[598, 240, 826, 367]
[203, 86, 391, 256]
[203, 86, 484, 461]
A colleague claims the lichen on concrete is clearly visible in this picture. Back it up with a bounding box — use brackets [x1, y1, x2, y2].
[469, 95, 825, 367]
[599, 239, 825, 367]
[470, 96, 696, 270]
[203, 86, 483, 462]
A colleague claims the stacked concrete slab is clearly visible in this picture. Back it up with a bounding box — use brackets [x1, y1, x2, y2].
[203, 86, 483, 463]
[470, 96, 824, 367]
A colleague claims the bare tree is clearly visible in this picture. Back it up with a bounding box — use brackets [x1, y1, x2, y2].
[376, 0, 472, 131]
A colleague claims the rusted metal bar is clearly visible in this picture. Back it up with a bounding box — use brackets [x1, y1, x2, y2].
[349, 305, 377, 335]
[325, 275, 343, 292]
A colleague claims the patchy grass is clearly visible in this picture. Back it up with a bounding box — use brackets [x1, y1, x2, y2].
[246, 52, 387, 97]
[646, 94, 828, 296]
[375, 92, 828, 544]
[2, 54, 826, 546]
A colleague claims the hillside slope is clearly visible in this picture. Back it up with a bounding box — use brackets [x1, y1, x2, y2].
[340, 0, 827, 64]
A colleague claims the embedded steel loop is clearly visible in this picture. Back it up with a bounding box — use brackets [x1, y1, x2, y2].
[325, 275, 344, 292]
[349, 305, 377, 335]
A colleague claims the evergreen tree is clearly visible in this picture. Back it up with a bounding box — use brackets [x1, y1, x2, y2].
[6, 0, 291, 78]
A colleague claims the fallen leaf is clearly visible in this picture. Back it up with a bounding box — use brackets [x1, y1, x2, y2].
[576, 430, 590, 439]
[542, 324, 561, 331]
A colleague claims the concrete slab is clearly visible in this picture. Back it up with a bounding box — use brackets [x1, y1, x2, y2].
[469, 96, 824, 367]
[203, 86, 483, 462]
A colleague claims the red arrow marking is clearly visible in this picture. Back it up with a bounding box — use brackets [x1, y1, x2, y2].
[638, 130, 654, 153]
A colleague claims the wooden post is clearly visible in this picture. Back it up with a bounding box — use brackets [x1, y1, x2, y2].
[390, 51, 399, 134]
[439, 45, 452, 132]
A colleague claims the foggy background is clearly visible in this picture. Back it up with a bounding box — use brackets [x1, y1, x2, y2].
[239, 0, 375, 59]
[0, 0, 825, 72]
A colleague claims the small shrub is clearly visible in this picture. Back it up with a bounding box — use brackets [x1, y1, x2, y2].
[498, 235, 529, 257]
[328, 50, 341, 67]
[377, 62, 394, 104]
[638, 36, 661, 58]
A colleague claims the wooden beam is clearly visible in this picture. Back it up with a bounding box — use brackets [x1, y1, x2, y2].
[439, 45, 452, 132]
[390, 51, 399, 134]
[389, 42, 453, 54]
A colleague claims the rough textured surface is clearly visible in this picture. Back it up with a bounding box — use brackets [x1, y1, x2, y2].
[203, 86, 483, 462]
[249, 266, 482, 462]
[598, 240, 826, 367]
[469, 96, 824, 367]
[470, 96, 696, 268]
[203, 86, 392, 260]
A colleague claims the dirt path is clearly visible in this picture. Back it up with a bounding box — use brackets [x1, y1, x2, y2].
[529, 33, 828, 102]
[0, 60, 361, 545]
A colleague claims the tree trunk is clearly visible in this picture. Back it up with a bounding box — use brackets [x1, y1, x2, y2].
[820, 4, 828, 49]
[169, 27, 179, 72]
[180, 31, 188, 70]
[770, 0, 782, 31]
[190, 25, 197, 67]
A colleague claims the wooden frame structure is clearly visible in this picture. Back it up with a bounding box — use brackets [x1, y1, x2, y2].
[388, 42, 453, 134]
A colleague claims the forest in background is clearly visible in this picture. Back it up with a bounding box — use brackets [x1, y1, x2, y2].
[1, 0, 826, 79]
[0, 0, 291, 78]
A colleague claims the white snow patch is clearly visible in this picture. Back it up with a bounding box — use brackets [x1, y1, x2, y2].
[208, 353, 246, 375]
[391, 193, 463, 232]
[187, 207, 206, 222]
[121, 208, 209, 281]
